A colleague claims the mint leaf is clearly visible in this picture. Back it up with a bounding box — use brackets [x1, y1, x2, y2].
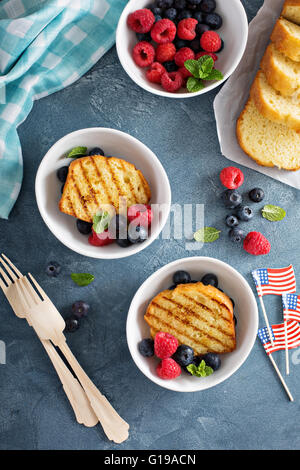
[197, 56, 214, 79]
[184, 59, 201, 78]
[187, 77, 204, 93]
[262, 204, 286, 222]
[194, 227, 221, 243]
[92, 211, 110, 234]
[66, 146, 87, 158]
[206, 68, 224, 81]
[71, 273, 95, 287]
[186, 360, 214, 377]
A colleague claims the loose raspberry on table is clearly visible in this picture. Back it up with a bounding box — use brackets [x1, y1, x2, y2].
[157, 358, 181, 380]
[146, 62, 166, 83]
[151, 19, 177, 44]
[161, 71, 183, 92]
[220, 167, 244, 189]
[127, 9, 155, 33]
[174, 47, 195, 67]
[200, 30, 221, 52]
[177, 18, 198, 40]
[133, 41, 155, 67]
[243, 232, 271, 256]
[156, 43, 176, 63]
[178, 66, 193, 79]
[195, 51, 218, 62]
[154, 332, 178, 359]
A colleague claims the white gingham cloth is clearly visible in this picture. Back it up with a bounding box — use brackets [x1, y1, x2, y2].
[0, 0, 125, 219]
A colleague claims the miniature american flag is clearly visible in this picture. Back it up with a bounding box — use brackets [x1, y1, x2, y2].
[282, 293, 300, 322]
[258, 321, 300, 355]
[252, 265, 296, 297]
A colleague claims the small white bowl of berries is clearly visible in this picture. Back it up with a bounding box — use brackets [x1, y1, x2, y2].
[116, 0, 248, 97]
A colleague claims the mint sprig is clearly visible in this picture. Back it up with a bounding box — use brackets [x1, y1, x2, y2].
[92, 211, 111, 234]
[66, 146, 87, 158]
[186, 360, 214, 377]
[184, 55, 223, 93]
[71, 273, 95, 287]
[194, 227, 221, 243]
[261, 204, 286, 222]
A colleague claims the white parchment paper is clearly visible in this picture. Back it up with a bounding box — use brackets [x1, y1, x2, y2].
[213, 0, 300, 189]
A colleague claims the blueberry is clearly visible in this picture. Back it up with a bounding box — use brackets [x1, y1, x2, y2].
[174, 0, 186, 9]
[128, 224, 148, 243]
[173, 270, 192, 285]
[228, 227, 246, 243]
[236, 205, 254, 222]
[138, 338, 154, 357]
[76, 219, 92, 235]
[174, 37, 188, 49]
[72, 301, 90, 318]
[225, 214, 239, 228]
[201, 352, 221, 371]
[249, 188, 265, 203]
[193, 11, 204, 22]
[187, 3, 197, 10]
[46, 261, 61, 277]
[89, 147, 105, 156]
[188, 0, 201, 5]
[216, 38, 224, 52]
[61, 184, 65, 194]
[149, 6, 163, 15]
[230, 298, 235, 309]
[234, 315, 237, 326]
[195, 22, 210, 36]
[65, 315, 80, 333]
[185, 355, 202, 374]
[109, 214, 128, 239]
[204, 12, 222, 29]
[199, 0, 216, 13]
[222, 189, 242, 209]
[157, 0, 173, 7]
[116, 238, 132, 248]
[173, 345, 194, 366]
[168, 284, 177, 290]
[177, 9, 192, 20]
[201, 273, 218, 288]
[136, 32, 152, 42]
[154, 14, 163, 21]
[190, 38, 201, 52]
[163, 60, 178, 72]
[56, 166, 68, 183]
[164, 7, 177, 20]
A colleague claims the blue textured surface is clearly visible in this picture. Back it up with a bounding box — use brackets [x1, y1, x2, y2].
[1, 0, 300, 450]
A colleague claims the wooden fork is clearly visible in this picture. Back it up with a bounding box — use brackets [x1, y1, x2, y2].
[0, 254, 129, 444]
[0, 254, 98, 428]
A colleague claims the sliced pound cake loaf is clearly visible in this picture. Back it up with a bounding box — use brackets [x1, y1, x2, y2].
[282, 0, 300, 25]
[250, 70, 300, 131]
[271, 17, 300, 62]
[237, 98, 300, 170]
[261, 43, 300, 98]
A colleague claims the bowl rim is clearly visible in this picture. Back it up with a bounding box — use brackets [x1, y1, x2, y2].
[116, 0, 249, 99]
[127, 256, 258, 392]
[35, 127, 172, 259]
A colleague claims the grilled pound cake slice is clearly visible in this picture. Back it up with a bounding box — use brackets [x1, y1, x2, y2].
[144, 282, 236, 355]
[282, 0, 300, 25]
[250, 70, 300, 131]
[271, 17, 300, 62]
[59, 155, 151, 223]
[236, 98, 300, 170]
[261, 43, 300, 99]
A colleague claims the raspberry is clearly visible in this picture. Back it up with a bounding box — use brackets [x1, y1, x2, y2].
[200, 30, 221, 52]
[243, 232, 271, 256]
[174, 47, 195, 67]
[196, 51, 218, 62]
[161, 71, 183, 92]
[127, 9, 155, 33]
[154, 332, 178, 359]
[157, 358, 181, 380]
[220, 167, 244, 189]
[146, 62, 166, 83]
[133, 41, 155, 67]
[178, 66, 193, 79]
[156, 43, 176, 63]
[88, 229, 114, 247]
[127, 204, 153, 227]
[151, 19, 177, 44]
[177, 18, 198, 40]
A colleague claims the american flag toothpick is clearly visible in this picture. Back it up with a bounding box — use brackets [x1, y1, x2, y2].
[252, 265, 296, 348]
[282, 294, 300, 375]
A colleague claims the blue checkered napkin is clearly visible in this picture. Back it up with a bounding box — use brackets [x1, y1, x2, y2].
[0, 0, 125, 219]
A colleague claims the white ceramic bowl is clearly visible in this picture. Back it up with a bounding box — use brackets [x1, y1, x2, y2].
[116, 0, 248, 98]
[127, 257, 258, 392]
[35, 128, 171, 259]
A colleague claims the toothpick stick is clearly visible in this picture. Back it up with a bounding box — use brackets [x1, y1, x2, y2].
[284, 319, 290, 375]
[268, 353, 293, 401]
[259, 297, 274, 347]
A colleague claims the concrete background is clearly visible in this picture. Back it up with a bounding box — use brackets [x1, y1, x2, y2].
[1, 0, 300, 450]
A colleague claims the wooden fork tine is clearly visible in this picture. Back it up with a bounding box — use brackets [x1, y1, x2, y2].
[0, 256, 19, 282]
[22, 276, 41, 304]
[18, 277, 40, 308]
[28, 273, 47, 300]
[0, 276, 7, 292]
[15, 280, 30, 310]
[0, 265, 12, 286]
[1, 254, 22, 277]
